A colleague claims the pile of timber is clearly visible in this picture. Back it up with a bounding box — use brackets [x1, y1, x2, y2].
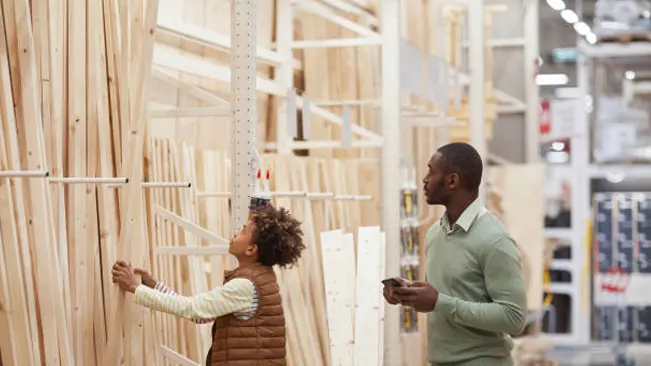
[0, 0, 161, 364]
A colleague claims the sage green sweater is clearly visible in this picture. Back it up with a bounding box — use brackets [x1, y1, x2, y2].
[424, 199, 527, 366]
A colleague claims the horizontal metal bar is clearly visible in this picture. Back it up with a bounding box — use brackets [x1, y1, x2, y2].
[403, 116, 465, 128]
[333, 194, 373, 201]
[142, 182, 192, 188]
[48, 177, 129, 184]
[152, 46, 383, 142]
[149, 106, 231, 118]
[154, 205, 230, 246]
[156, 245, 229, 256]
[195, 191, 372, 201]
[196, 191, 230, 198]
[462, 37, 526, 48]
[156, 18, 302, 70]
[0, 170, 50, 178]
[307, 193, 336, 200]
[312, 99, 379, 107]
[291, 37, 382, 49]
[265, 139, 383, 150]
[294, 0, 379, 38]
[271, 191, 307, 197]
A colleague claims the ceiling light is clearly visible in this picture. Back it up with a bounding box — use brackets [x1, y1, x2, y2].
[561, 9, 579, 24]
[606, 172, 625, 183]
[546, 0, 566, 10]
[574, 21, 591, 36]
[586, 32, 597, 44]
[555, 87, 582, 99]
[626, 71, 636, 80]
[536, 74, 569, 86]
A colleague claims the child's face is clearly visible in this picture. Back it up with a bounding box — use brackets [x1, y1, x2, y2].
[228, 219, 258, 261]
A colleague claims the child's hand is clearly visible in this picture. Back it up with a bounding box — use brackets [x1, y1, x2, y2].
[111, 260, 139, 293]
[134, 267, 157, 288]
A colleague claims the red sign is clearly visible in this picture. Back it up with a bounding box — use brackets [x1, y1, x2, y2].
[539, 99, 551, 135]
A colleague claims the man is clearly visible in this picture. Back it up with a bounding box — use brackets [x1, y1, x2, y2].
[384, 142, 527, 366]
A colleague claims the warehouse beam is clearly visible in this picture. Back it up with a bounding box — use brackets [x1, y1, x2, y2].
[275, 0, 294, 154]
[156, 18, 303, 70]
[295, 0, 380, 38]
[523, 0, 540, 163]
[381, 0, 401, 364]
[152, 44, 383, 142]
[469, 0, 486, 201]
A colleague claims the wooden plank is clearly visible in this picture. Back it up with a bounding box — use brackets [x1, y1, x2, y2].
[320, 229, 356, 365]
[4, 0, 74, 364]
[0, 6, 37, 364]
[354, 226, 382, 366]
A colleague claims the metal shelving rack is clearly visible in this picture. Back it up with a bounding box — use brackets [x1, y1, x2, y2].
[544, 40, 651, 360]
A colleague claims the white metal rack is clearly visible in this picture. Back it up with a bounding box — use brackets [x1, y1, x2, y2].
[544, 40, 651, 351]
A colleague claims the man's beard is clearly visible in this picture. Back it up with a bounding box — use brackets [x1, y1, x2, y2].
[426, 180, 449, 205]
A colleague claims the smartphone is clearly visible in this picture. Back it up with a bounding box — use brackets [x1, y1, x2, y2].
[381, 278, 404, 287]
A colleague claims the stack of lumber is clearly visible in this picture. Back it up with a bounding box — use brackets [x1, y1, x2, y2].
[140, 141, 384, 365]
[0, 0, 161, 365]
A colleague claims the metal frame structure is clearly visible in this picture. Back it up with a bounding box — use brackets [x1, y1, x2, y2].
[152, 0, 499, 363]
[546, 41, 651, 356]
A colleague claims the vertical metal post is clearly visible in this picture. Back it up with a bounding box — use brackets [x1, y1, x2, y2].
[573, 53, 591, 345]
[231, 0, 257, 234]
[381, 0, 402, 364]
[524, 0, 540, 163]
[275, 0, 293, 154]
[468, 0, 485, 202]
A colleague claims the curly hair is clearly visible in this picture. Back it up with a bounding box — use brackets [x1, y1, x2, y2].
[250, 205, 305, 268]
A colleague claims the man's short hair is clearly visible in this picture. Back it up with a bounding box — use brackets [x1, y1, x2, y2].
[437, 142, 483, 191]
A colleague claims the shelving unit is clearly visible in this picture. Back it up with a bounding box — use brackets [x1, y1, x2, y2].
[544, 40, 651, 355]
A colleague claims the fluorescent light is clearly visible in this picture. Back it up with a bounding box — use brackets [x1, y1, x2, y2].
[555, 87, 582, 99]
[536, 74, 569, 86]
[586, 32, 597, 44]
[546, 0, 566, 10]
[573, 21, 591, 36]
[606, 172, 625, 183]
[560, 9, 579, 24]
[626, 71, 636, 80]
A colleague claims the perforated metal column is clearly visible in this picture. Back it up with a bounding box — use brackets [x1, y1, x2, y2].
[230, 0, 257, 235]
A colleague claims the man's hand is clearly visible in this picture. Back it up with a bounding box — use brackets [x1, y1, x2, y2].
[134, 267, 157, 288]
[111, 260, 139, 293]
[382, 277, 411, 305]
[383, 285, 400, 305]
[392, 281, 439, 313]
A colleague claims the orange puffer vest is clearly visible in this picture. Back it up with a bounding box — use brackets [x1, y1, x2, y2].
[205, 264, 286, 366]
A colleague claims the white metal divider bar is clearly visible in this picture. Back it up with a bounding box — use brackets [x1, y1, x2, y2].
[381, 0, 402, 364]
[524, 0, 540, 163]
[468, 0, 486, 203]
[0, 170, 50, 177]
[195, 191, 371, 201]
[275, 0, 293, 154]
[230, 0, 258, 236]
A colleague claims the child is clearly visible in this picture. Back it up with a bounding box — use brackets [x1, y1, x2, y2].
[111, 203, 305, 365]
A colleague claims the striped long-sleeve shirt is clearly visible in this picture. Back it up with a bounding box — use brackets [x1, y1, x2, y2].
[134, 279, 259, 323]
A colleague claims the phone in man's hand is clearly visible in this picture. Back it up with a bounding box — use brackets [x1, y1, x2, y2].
[381, 278, 405, 287]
